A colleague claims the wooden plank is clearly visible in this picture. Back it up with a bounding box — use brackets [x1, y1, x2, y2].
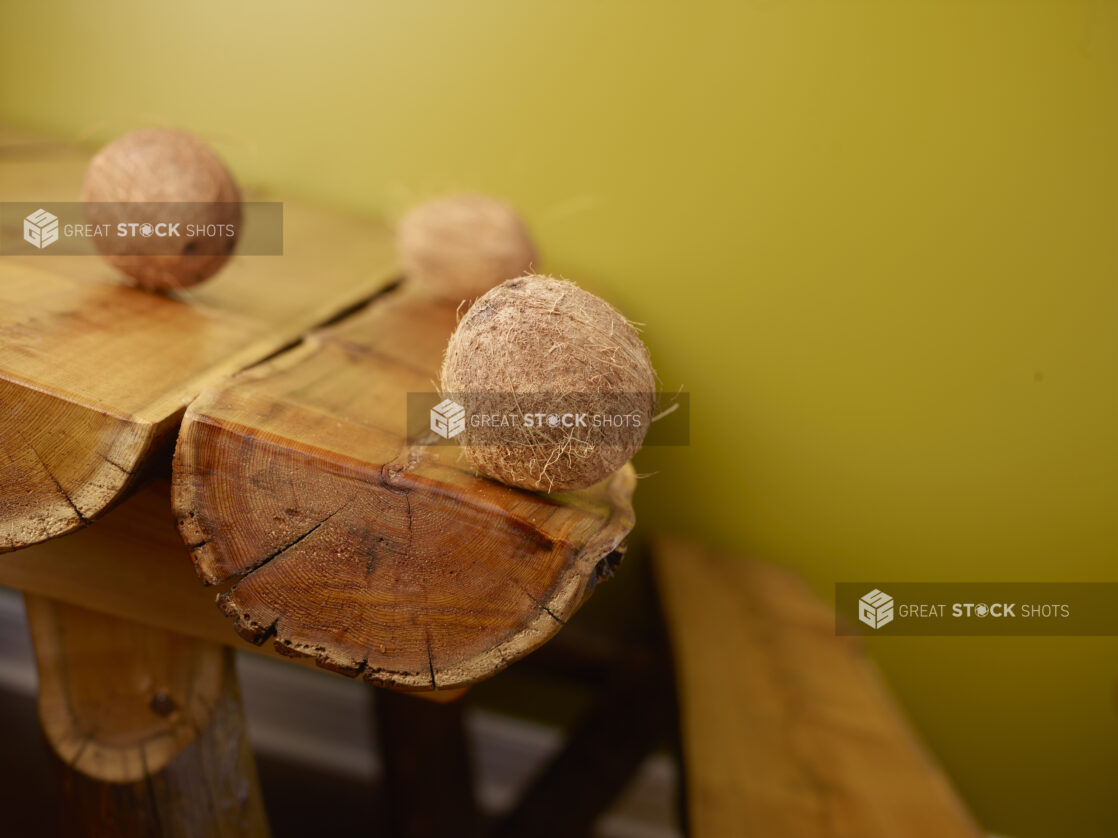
[26, 595, 269, 836]
[173, 286, 637, 692]
[0, 127, 398, 551]
[652, 533, 983, 838]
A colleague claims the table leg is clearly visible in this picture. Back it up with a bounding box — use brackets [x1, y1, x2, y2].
[372, 687, 479, 838]
[492, 644, 675, 838]
[24, 595, 269, 837]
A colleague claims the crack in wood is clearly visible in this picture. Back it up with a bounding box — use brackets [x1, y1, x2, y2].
[517, 585, 566, 625]
[21, 434, 91, 526]
[380, 462, 415, 561]
[94, 448, 135, 476]
[67, 738, 90, 770]
[313, 279, 401, 330]
[425, 633, 437, 690]
[231, 497, 353, 583]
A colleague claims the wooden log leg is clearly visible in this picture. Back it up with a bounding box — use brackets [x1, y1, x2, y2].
[372, 688, 479, 838]
[24, 595, 269, 837]
[492, 643, 675, 838]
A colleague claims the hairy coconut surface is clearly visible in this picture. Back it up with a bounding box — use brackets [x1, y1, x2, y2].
[82, 129, 241, 291]
[441, 275, 656, 492]
[398, 194, 536, 301]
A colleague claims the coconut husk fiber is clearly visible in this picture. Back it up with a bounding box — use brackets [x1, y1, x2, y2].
[82, 129, 241, 291]
[440, 275, 656, 492]
[398, 194, 536, 301]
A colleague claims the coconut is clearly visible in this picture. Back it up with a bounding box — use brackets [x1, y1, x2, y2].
[440, 275, 656, 492]
[82, 129, 241, 291]
[398, 194, 536, 301]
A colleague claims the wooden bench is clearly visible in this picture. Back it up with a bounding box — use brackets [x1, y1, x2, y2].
[652, 533, 983, 837]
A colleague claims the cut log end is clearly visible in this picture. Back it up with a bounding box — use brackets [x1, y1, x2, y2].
[28, 596, 233, 782]
[0, 377, 154, 553]
[26, 596, 269, 835]
[172, 290, 638, 691]
[177, 419, 635, 689]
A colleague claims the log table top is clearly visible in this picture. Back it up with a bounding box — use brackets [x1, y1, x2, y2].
[0, 127, 399, 550]
[0, 128, 638, 692]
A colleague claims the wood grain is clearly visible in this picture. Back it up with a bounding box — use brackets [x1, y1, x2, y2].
[0, 127, 398, 551]
[0, 481, 276, 653]
[652, 533, 982, 838]
[26, 596, 268, 836]
[0, 479, 465, 700]
[173, 287, 637, 691]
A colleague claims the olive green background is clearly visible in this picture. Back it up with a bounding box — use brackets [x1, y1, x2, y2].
[2, 2, 1116, 834]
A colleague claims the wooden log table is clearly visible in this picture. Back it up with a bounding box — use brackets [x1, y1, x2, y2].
[0, 129, 638, 836]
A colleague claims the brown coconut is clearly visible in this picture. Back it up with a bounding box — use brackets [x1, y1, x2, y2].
[440, 275, 656, 492]
[398, 194, 536, 301]
[82, 129, 241, 291]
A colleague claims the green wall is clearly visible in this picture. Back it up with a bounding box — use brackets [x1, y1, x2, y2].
[2, 2, 1116, 833]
